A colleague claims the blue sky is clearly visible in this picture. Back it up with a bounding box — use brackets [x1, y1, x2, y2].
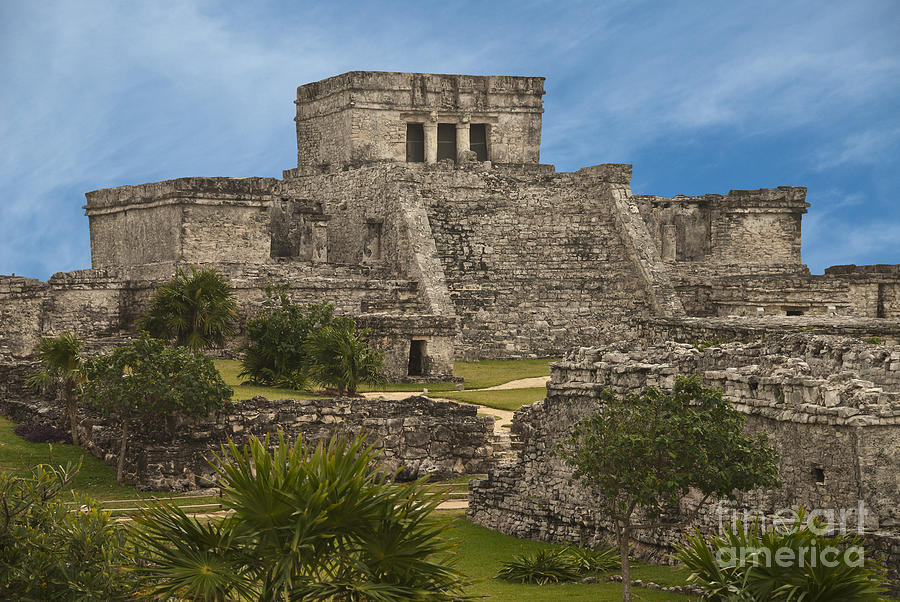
[1, 0, 898, 279]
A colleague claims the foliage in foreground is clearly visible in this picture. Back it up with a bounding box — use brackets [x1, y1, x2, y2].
[0, 462, 137, 600]
[558, 375, 781, 602]
[496, 545, 620, 585]
[27, 330, 87, 446]
[130, 431, 467, 601]
[84, 333, 232, 483]
[676, 511, 888, 601]
[138, 265, 238, 351]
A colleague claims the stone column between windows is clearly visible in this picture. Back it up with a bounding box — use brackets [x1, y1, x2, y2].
[424, 122, 438, 164]
[456, 122, 470, 162]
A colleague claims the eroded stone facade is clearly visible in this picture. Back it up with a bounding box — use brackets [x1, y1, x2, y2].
[2, 70, 898, 377]
[468, 334, 900, 593]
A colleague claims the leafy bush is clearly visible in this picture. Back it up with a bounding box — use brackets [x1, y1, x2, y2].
[866, 336, 884, 345]
[305, 317, 386, 396]
[84, 333, 232, 483]
[564, 545, 620, 574]
[0, 463, 137, 600]
[676, 511, 888, 601]
[138, 266, 238, 351]
[130, 431, 467, 601]
[239, 288, 336, 388]
[496, 548, 581, 585]
[13, 423, 72, 444]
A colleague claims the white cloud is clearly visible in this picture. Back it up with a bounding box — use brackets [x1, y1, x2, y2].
[812, 127, 900, 170]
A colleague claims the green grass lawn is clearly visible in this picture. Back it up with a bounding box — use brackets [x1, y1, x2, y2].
[214, 359, 328, 401]
[440, 386, 546, 411]
[440, 510, 698, 601]
[0, 417, 223, 512]
[217, 357, 557, 397]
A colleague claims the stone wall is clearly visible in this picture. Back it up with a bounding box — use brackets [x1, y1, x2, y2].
[2, 393, 493, 490]
[294, 71, 545, 172]
[84, 177, 279, 269]
[419, 163, 661, 359]
[637, 315, 900, 347]
[636, 187, 809, 269]
[468, 334, 900, 593]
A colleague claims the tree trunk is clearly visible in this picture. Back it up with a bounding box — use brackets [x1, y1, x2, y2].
[116, 419, 129, 484]
[66, 395, 80, 446]
[617, 522, 632, 602]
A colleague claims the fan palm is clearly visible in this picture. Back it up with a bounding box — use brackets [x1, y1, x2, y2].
[304, 318, 386, 396]
[131, 432, 467, 601]
[26, 331, 86, 446]
[138, 266, 238, 351]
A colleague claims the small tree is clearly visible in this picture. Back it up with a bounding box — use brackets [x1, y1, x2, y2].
[84, 333, 232, 483]
[558, 376, 780, 602]
[27, 331, 86, 446]
[138, 266, 238, 351]
[239, 287, 336, 389]
[0, 462, 138, 599]
[305, 317, 386, 396]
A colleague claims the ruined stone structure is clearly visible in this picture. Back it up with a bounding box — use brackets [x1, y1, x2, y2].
[2, 68, 899, 590]
[468, 335, 900, 593]
[2, 389, 493, 490]
[1, 70, 898, 375]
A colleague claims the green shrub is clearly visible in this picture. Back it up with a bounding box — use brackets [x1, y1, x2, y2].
[564, 545, 621, 573]
[138, 266, 238, 351]
[0, 463, 137, 600]
[866, 336, 884, 345]
[239, 287, 335, 389]
[304, 317, 386, 396]
[130, 431, 467, 601]
[676, 511, 888, 601]
[496, 548, 581, 584]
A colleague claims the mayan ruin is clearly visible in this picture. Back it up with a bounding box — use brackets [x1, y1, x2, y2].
[2, 69, 898, 597]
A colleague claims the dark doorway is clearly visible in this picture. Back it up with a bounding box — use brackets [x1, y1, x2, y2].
[812, 467, 825, 484]
[437, 124, 456, 161]
[408, 340, 427, 376]
[406, 123, 424, 162]
[470, 124, 488, 161]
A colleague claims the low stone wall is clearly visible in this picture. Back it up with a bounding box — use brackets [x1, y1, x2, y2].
[3, 393, 493, 491]
[468, 334, 900, 594]
[637, 315, 900, 347]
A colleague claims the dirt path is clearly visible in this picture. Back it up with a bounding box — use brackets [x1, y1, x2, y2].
[481, 376, 549, 390]
[362, 374, 545, 434]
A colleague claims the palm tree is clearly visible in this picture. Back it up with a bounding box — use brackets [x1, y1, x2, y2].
[26, 332, 86, 446]
[138, 266, 238, 351]
[305, 318, 386, 396]
[131, 432, 467, 601]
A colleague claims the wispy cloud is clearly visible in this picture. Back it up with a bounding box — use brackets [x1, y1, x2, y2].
[1, 0, 898, 278]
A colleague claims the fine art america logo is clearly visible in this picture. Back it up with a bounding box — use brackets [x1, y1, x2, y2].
[713, 501, 871, 568]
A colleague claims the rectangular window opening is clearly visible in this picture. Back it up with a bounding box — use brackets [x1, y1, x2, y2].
[470, 124, 488, 161]
[437, 123, 456, 162]
[408, 340, 428, 376]
[406, 123, 425, 163]
[786, 309, 805, 316]
[812, 467, 825, 484]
